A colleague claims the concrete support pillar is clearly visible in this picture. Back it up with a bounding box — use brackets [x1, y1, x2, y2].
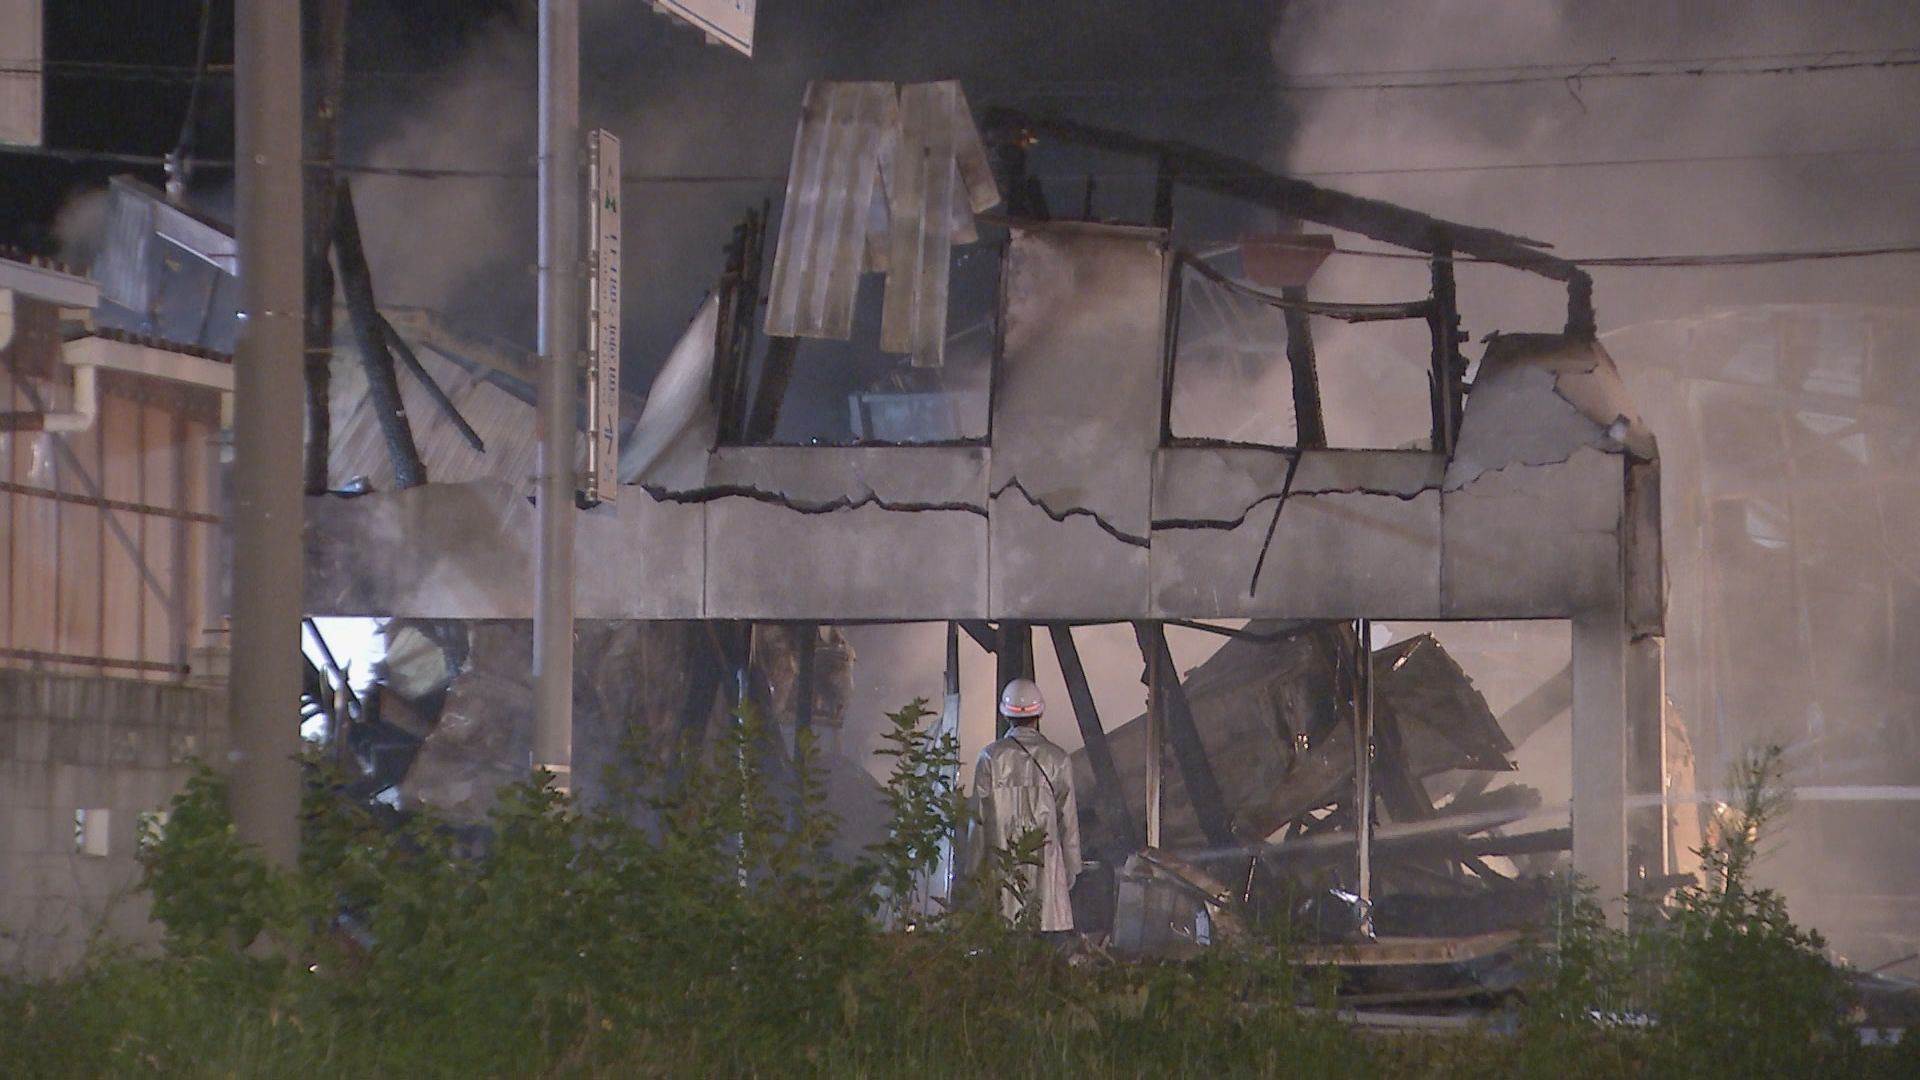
[1625, 633, 1669, 881]
[532, 0, 581, 787]
[1572, 602, 1629, 923]
[227, 1, 304, 867]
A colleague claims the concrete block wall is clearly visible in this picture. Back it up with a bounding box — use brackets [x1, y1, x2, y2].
[0, 671, 226, 974]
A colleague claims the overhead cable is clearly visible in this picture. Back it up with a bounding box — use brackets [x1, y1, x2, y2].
[9, 139, 1920, 185]
[4, 43, 1920, 93]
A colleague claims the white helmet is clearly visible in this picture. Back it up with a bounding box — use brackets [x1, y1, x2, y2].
[999, 678, 1045, 720]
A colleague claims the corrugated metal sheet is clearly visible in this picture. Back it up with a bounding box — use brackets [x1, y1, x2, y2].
[765, 80, 1000, 366]
[326, 308, 646, 495]
[326, 310, 542, 493]
[92, 178, 241, 355]
[764, 81, 896, 341]
[94, 183, 156, 316]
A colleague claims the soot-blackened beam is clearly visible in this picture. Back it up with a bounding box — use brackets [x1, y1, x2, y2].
[300, 0, 348, 494]
[1427, 239, 1463, 454]
[713, 205, 766, 444]
[994, 621, 1034, 738]
[743, 334, 796, 443]
[982, 108, 1580, 284]
[792, 622, 817, 738]
[333, 179, 425, 488]
[1281, 284, 1326, 448]
[957, 620, 997, 655]
[1050, 624, 1138, 856]
[381, 315, 484, 452]
[672, 625, 728, 779]
[1134, 622, 1238, 850]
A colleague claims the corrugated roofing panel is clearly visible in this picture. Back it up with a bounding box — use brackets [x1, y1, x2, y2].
[880, 81, 959, 367]
[325, 310, 612, 495]
[94, 185, 156, 316]
[764, 81, 896, 340]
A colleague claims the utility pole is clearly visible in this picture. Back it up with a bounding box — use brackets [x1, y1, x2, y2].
[228, 2, 305, 866]
[533, 0, 581, 788]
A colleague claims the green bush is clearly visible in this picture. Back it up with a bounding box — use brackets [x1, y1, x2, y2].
[1, 723, 1909, 1078]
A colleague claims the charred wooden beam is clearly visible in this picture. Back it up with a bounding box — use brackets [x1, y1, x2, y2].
[1050, 623, 1138, 857]
[1135, 622, 1238, 850]
[1565, 269, 1597, 339]
[713, 204, 767, 444]
[957, 620, 997, 655]
[1373, 691, 1437, 824]
[1263, 825, 1573, 869]
[1447, 663, 1571, 806]
[792, 621, 817, 737]
[380, 314, 484, 452]
[994, 621, 1034, 738]
[333, 179, 426, 488]
[982, 107, 1580, 283]
[1151, 155, 1174, 229]
[990, 131, 1049, 220]
[1427, 237, 1464, 454]
[300, 0, 349, 494]
[677, 625, 727, 743]
[1281, 285, 1326, 448]
[743, 334, 796, 443]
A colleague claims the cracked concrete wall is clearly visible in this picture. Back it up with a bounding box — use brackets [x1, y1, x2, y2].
[664, 446, 990, 619]
[305, 479, 705, 619]
[303, 234, 1659, 634]
[989, 222, 1166, 617]
[1152, 448, 1445, 618]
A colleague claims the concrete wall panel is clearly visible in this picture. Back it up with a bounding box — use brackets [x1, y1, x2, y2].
[992, 223, 1168, 541]
[575, 493, 706, 619]
[990, 488, 1148, 618]
[1151, 447, 1444, 619]
[306, 480, 708, 619]
[704, 499, 986, 619]
[702, 445, 987, 509]
[1442, 445, 1623, 617]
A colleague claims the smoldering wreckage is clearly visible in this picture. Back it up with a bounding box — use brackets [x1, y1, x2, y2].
[293, 80, 1662, 1022]
[17, 80, 1913, 1026]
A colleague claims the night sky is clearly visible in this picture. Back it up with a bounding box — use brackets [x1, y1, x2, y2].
[0, 0, 514, 253]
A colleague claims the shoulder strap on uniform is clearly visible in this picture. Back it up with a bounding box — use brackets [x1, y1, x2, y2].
[1007, 734, 1060, 806]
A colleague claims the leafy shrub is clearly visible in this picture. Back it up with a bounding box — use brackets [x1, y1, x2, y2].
[1514, 744, 1871, 1080]
[3, 724, 1907, 1078]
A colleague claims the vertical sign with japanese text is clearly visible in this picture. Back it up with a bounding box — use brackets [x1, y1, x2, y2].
[584, 129, 621, 505]
[0, 0, 43, 147]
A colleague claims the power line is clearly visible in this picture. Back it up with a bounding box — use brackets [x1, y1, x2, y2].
[5, 138, 1915, 270]
[991, 46, 1920, 97]
[3, 44, 1919, 94]
[8, 138, 1920, 185]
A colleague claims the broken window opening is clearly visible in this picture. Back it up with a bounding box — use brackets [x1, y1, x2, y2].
[719, 235, 999, 448]
[1166, 253, 1300, 447]
[1164, 252, 1437, 451]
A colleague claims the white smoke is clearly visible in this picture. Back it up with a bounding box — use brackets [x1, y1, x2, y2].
[1272, 0, 1920, 962]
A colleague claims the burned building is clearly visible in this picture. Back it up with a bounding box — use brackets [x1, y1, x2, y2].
[307, 83, 1672, 931]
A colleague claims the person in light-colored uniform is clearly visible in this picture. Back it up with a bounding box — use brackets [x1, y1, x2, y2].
[963, 679, 1082, 933]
